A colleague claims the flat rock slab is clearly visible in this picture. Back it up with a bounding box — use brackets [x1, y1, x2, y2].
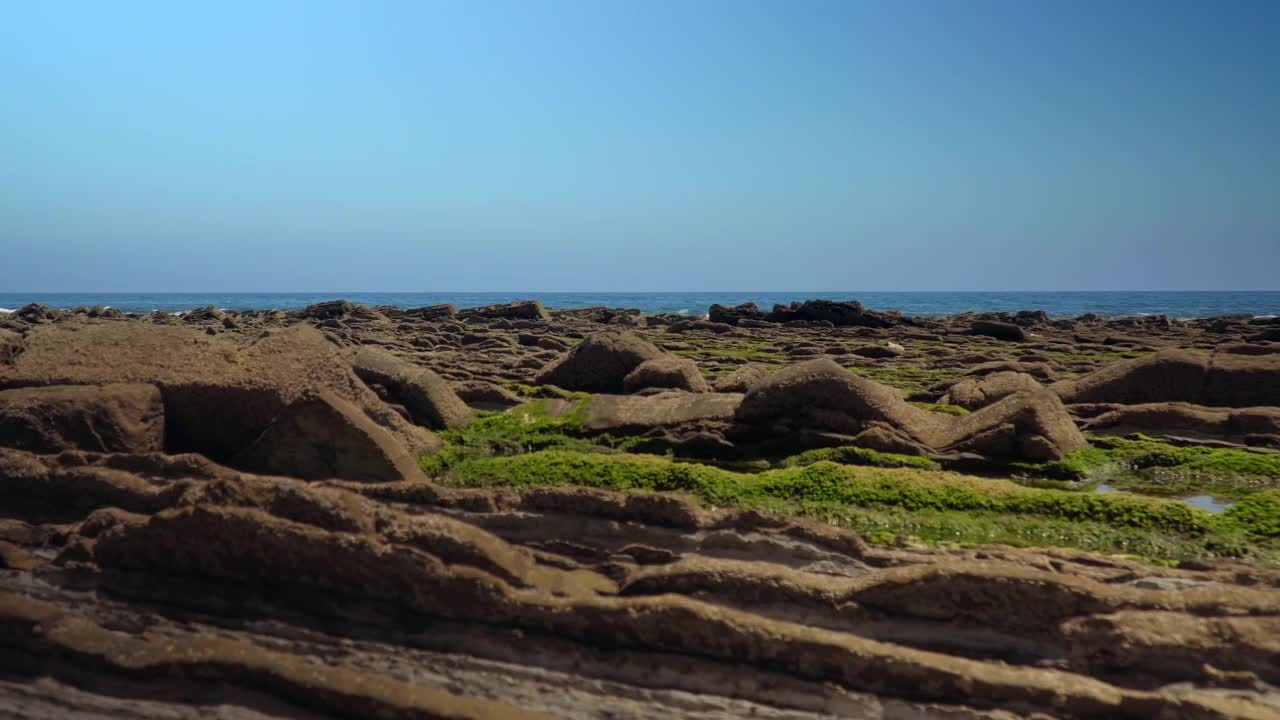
[581, 392, 743, 433]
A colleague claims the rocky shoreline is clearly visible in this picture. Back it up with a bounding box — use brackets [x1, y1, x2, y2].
[2, 297, 1280, 718]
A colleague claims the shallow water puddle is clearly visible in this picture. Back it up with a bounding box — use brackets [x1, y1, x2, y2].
[1094, 484, 1234, 513]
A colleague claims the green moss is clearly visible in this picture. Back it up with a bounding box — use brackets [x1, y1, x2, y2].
[434, 450, 1275, 562]
[1220, 490, 1280, 539]
[1016, 435, 1280, 498]
[909, 401, 971, 416]
[418, 399, 632, 476]
[782, 446, 942, 471]
[672, 341, 786, 363]
[823, 506, 1257, 563]
[848, 365, 963, 394]
[443, 451, 1211, 534]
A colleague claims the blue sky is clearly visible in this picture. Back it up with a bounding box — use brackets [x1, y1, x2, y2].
[1, 0, 1277, 291]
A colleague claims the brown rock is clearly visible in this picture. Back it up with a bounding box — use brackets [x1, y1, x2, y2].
[232, 388, 432, 482]
[711, 364, 772, 393]
[534, 331, 665, 393]
[623, 357, 710, 393]
[942, 372, 1043, 410]
[0, 384, 164, 454]
[735, 359, 942, 443]
[0, 323, 435, 470]
[1082, 402, 1280, 447]
[0, 328, 22, 364]
[349, 347, 473, 429]
[1053, 349, 1280, 407]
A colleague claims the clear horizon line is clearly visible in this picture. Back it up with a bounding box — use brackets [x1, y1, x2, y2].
[4, 289, 1279, 295]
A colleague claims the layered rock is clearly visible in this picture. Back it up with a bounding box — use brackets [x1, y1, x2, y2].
[0, 322, 436, 480]
[349, 346, 473, 429]
[0, 384, 164, 453]
[1053, 349, 1280, 407]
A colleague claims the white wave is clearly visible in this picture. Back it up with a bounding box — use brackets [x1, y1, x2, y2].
[1256, 314, 1278, 319]
[674, 308, 690, 315]
[0, 308, 13, 314]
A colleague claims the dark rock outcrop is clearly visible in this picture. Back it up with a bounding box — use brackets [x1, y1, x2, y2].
[297, 299, 358, 320]
[708, 302, 763, 326]
[765, 300, 899, 328]
[970, 320, 1027, 342]
[462, 300, 551, 321]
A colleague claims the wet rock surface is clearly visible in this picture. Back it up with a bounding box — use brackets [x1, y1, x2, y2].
[2, 299, 1280, 718]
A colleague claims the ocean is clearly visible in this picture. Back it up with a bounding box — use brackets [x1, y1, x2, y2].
[1, 291, 1278, 319]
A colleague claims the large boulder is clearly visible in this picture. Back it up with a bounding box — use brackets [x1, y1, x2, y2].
[623, 357, 709, 393]
[0, 322, 436, 479]
[0, 384, 164, 454]
[708, 302, 764, 326]
[349, 347, 473, 429]
[936, 389, 1088, 461]
[735, 359, 942, 443]
[461, 300, 550, 321]
[1052, 349, 1280, 407]
[735, 358, 1085, 461]
[533, 331, 665, 393]
[942, 372, 1043, 410]
[232, 389, 427, 483]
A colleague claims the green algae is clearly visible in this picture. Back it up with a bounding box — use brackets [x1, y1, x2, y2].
[909, 401, 971, 416]
[432, 450, 1275, 562]
[1015, 435, 1280, 499]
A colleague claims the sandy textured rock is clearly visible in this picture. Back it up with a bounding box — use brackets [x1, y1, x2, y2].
[0, 322, 436, 468]
[0, 383, 164, 453]
[712, 364, 772, 393]
[232, 388, 433, 482]
[1053, 348, 1280, 407]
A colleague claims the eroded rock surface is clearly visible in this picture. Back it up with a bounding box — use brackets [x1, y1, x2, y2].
[3, 300, 1280, 719]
